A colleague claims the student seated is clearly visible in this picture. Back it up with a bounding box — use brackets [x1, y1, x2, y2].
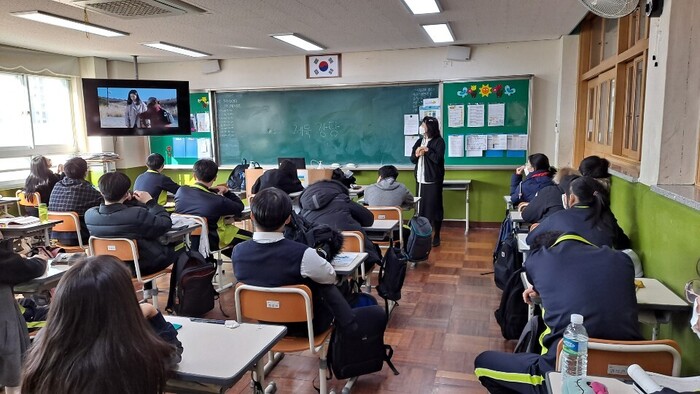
[520, 167, 580, 224]
[526, 176, 631, 249]
[299, 179, 381, 270]
[474, 231, 642, 394]
[134, 153, 180, 205]
[510, 153, 556, 206]
[579, 155, 612, 203]
[23, 155, 64, 217]
[363, 165, 414, 209]
[251, 159, 304, 195]
[232, 187, 355, 335]
[48, 157, 103, 246]
[0, 237, 49, 394]
[174, 159, 252, 256]
[85, 172, 179, 276]
[22, 255, 182, 394]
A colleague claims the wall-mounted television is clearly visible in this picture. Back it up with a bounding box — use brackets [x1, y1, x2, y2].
[82, 78, 191, 137]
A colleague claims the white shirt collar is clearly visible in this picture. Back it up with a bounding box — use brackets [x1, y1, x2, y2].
[252, 232, 285, 243]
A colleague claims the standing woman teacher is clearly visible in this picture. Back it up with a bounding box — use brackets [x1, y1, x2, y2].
[411, 116, 445, 247]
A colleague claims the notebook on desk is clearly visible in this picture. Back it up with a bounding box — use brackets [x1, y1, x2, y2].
[0, 216, 40, 226]
[332, 253, 358, 268]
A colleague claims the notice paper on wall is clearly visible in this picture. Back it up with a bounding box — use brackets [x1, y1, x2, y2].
[196, 113, 210, 132]
[419, 105, 441, 122]
[487, 134, 508, 150]
[467, 104, 485, 128]
[487, 103, 505, 127]
[448, 134, 465, 157]
[404, 114, 419, 135]
[423, 98, 440, 106]
[404, 135, 420, 157]
[197, 138, 211, 158]
[507, 134, 528, 150]
[466, 134, 487, 157]
[448, 104, 465, 128]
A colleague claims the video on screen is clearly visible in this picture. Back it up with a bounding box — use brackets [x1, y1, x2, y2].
[97, 87, 178, 129]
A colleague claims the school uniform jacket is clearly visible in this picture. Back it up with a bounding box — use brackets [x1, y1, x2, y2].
[521, 184, 566, 224]
[134, 170, 180, 205]
[510, 170, 555, 206]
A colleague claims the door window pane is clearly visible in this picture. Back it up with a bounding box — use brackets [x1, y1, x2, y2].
[590, 18, 603, 68]
[587, 86, 596, 142]
[603, 19, 619, 60]
[608, 78, 615, 146]
[632, 60, 644, 151]
[598, 80, 609, 144]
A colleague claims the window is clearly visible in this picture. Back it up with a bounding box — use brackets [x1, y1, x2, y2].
[622, 57, 645, 161]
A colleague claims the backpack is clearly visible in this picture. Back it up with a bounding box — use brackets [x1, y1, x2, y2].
[226, 159, 260, 192]
[328, 305, 399, 380]
[513, 306, 544, 354]
[376, 246, 407, 315]
[284, 211, 344, 262]
[494, 267, 529, 340]
[404, 216, 432, 262]
[167, 249, 217, 317]
[493, 232, 523, 290]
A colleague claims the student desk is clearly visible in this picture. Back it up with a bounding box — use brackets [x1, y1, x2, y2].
[160, 223, 202, 247]
[331, 252, 368, 277]
[0, 196, 20, 215]
[504, 195, 513, 211]
[442, 179, 471, 234]
[636, 278, 690, 340]
[164, 316, 286, 394]
[517, 232, 530, 261]
[546, 372, 635, 394]
[357, 196, 421, 209]
[14, 261, 72, 295]
[362, 219, 399, 242]
[0, 219, 62, 246]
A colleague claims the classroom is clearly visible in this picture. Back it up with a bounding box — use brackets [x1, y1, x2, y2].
[1, 0, 699, 393]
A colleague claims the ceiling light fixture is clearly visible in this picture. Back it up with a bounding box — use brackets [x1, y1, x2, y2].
[422, 23, 454, 43]
[11, 10, 128, 37]
[271, 33, 324, 51]
[401, 0, 441, 15]
[142, 42, 210, 58]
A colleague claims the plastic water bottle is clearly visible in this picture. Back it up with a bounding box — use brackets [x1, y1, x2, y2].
[561, 314, 588, 391]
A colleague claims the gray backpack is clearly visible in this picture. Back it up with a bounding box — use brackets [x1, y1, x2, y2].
[404, 216, 432, 261]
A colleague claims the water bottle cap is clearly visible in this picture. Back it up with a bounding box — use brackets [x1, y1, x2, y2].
[571, 314, 584, 324]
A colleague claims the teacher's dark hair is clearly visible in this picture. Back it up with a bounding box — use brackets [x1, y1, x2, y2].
[126, 89, 141, 105]
[528, 153, 556, 177]
[22, 256, 174, 394]
[251, 187, 292, 232]
[421, 116, 441, 139]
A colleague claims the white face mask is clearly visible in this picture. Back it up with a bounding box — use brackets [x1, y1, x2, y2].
[524, 167, 530, 176]
[420, 125, 427, 136]
[691, 299, 700, 339]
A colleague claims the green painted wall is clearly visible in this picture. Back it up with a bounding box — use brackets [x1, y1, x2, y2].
[610, 177, 700, 375]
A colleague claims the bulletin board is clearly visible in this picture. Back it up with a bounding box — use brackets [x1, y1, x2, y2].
[149, 92, 213, 166]
[442, 77, 531, 166]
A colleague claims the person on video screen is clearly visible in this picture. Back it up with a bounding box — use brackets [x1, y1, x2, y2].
[140, 97, 174, 129]
[125, 90, 148, 128]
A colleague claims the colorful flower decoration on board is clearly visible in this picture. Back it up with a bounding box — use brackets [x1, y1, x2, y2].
[504, 85, 516, 96]
[493, 84, 504, 98]
[480, 84, 492, 97]
[457, 87, 468, 98]
[198, 97, 209, 109]
[468, 85, 478, 98]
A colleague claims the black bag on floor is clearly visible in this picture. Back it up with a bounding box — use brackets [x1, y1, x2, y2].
[329, 305, 399, 380]
[404, 216, 432, 261]
[493, 232, 523, 290]
[376, 246, 408, 314]
[494, 267, 528, 340]
[167, 249, 217, 317]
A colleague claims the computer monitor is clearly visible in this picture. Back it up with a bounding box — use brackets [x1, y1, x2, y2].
[278, 157, 306, 169]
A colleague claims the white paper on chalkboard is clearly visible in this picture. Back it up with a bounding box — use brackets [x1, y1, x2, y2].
[467, 104, 485, 128]
[448, 134, 465, 157]
[487, 103, 505, 127]
[405, 135, 420, 156]
[448, 104, 465, 128]
[467, 134, 487, 151]
[507, 134, 528, 150]
[487, 134, 508, 150]
[404, 114, 419, 135]
[419, 105, 440, 123]
[196, 113, 210, 132]
[197, 139, 211, 158]
[423, 98, 439, 106]
[467, 150, 483, 157]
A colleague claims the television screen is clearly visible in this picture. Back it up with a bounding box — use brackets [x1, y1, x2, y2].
[82, 78, 191, 137]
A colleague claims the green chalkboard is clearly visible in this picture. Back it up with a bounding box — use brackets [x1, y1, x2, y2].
[442, 77, 531, 166]
[214, 84, 439, 166]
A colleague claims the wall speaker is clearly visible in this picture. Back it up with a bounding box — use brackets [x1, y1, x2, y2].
[446, 46, 471, 61]
[201, 59, 221, 74]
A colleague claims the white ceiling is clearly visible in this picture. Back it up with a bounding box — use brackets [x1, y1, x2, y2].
[0, 0, 588, 63]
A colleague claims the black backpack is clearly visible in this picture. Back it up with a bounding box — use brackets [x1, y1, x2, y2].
[376, 246, 407, 315]
[513, 306, 544, 354]
[493, 232, 523, 290]
[404, 216, 432, 262]
[494, 267, 529, 340]
[226, 160, 260, 192]
[328, 305, 399, 380]
[166, 249, 217, 317]
[284, 211, 344, 262]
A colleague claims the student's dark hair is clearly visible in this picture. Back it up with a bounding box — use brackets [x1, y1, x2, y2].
[378, 165, 399, 180]
[22, 256, 173, 394]
[528, 153, 556, 177]
[126, 89, 141, 105]
[278, 159, 297, 175]
[192, 159, 219, 183]
[147, 153, 165, 170]
[421, 116, 441, 139]
[579, 155, 611, 179]
[567, 176, 612, 230]
[24, 155, 52, 200]
[251, 187, 292, 232]
[530, 231, 564, 251]
[557, 174, 580, 197]
[63, 157, 89, 179]
[98, 171, 131, 202]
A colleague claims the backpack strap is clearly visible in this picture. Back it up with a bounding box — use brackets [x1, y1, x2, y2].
[384, 345, 400, 375]
[550, 234, 597, 248]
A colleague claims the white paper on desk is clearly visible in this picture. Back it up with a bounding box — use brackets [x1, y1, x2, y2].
[196, 113, 209, 132]
[197, 139, 211, 158]
[403, 114, 419, 135]
[487, 134, 508, 150]
[404, 135, 420, 156]
[467, 104, 484, 128]
[448, 134, 465, 157]
[487, 103, 505, 127]
[333, 253, 358, 268]
[507, 134, 528, 150]
[448, 104, 465, 128]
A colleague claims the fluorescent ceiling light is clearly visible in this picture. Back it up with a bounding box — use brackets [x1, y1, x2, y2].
[271, 34, 323, 51]
[142, 42, 210, 58]
[11, 10, 128, 37]
[422, 23, 454, 43]
[401, 0, 441, 14]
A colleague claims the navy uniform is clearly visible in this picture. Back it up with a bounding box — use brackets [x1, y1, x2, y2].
[133, 170, 180, 206]
[475, 234, 642, 393]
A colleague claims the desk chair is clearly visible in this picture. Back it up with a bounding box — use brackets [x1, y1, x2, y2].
[367, 206, 404, 252]
[341, 230, 367, 286]
[555, 338, 682, 378]
[235, 283, 333, 394]
[16, 190, 40, 216]
[88, 236, 171, 309]
[171, 213, 233, 293]
[48, 211, 86, 252]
